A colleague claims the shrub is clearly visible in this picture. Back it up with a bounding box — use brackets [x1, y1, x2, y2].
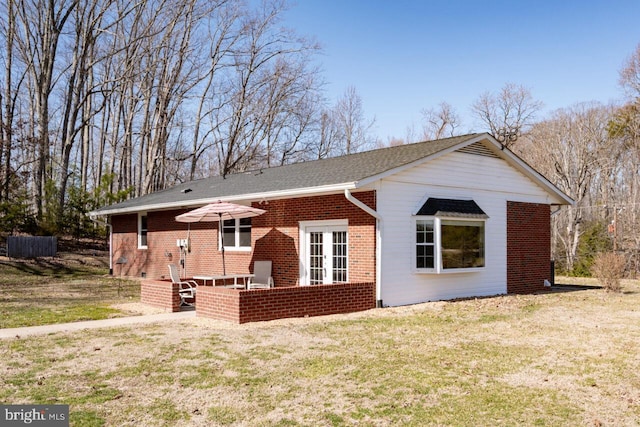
[571, 221, 611, 277]
[591, 251, 626, 292]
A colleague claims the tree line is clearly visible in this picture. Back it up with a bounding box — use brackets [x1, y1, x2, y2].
[0, 0, 372, 235]
[1, 0, 638, 276]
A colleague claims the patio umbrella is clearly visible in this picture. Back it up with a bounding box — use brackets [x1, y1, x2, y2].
[175, 201, 266, 275]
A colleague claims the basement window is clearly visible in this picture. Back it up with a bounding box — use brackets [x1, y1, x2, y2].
[414, 198, 487, 273]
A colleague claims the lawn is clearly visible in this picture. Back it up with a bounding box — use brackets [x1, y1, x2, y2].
[0, 252, 140, 328]
[1, 257, 639, 426]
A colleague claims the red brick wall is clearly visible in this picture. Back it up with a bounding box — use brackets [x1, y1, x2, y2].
[111, 214, 148, 277]
[507, 201, 551, 294]
[140, 279, 181, 312]
[195, 286, 239, 322]
[110, 191, 377, 284]
[196, 282, 376, 324]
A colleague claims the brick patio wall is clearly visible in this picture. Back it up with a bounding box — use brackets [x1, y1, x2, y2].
[506, 201, 551, 294]
[140, 279, 182, 312]
[196, 282, 376, 324]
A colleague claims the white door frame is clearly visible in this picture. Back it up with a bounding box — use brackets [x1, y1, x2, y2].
[299, 219, 348, 286]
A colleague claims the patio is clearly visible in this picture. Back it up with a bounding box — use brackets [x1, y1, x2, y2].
[140, 279, 376, 324]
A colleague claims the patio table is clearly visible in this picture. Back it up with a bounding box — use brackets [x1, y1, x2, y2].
[193, 274, 254, 289]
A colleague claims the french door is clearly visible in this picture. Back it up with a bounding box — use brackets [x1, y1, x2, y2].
[302, 222, 348, 285]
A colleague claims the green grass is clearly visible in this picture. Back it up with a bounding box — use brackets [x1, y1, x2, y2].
[0, 305, 125, 328]
[207, 406, 242, 425]
[0, 257, 139, 328]
[1, 270, 640, 425]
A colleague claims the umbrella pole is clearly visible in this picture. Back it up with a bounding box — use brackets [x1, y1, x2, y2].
[222, 246, 226, 276]
[219, 213, 226, 275]
[184, 224, 190, 277]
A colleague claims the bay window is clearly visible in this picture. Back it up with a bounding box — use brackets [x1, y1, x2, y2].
[441, 219, 485, 269]
[414, 198, 487, 273]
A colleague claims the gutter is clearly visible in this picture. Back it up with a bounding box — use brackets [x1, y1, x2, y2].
[90, 216, 113, 275]
[89, 183, 357, 217]
[344, 189, 384, 308]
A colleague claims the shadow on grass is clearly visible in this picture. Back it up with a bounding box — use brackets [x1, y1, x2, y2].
[2, 259, 72, 273]
[0, 257, 105, 278]
[552, 283, 638, 295]
[550, 283, 603, 292]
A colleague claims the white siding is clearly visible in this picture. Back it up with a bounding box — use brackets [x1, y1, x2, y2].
[376, 151, 551, 306]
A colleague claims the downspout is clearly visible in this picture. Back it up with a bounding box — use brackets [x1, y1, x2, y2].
[90, 216, 113, 275]
[549, 205, 562, 286]
[344, 189, 384, 308]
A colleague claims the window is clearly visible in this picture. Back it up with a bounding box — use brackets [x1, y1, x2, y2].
[441, 220, 485, 269]
[221, 218, 252, 250]
[414, 198, 487, 273]
[416, 220, 435, 269]
[138, 213, 148, 249]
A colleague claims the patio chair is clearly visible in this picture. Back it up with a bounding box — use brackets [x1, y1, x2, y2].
[168, 264, 197, 306]
[248, 261, 274, 289]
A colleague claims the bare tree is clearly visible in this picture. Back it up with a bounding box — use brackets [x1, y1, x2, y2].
[620, 43, 640, 98]
[139, 0, 203, 194]
[189, 1, 241, 180]
[56, 0, 120, 220]
[421, 101, 461, 140]
[333, 86, 375, 155]
[0, 0, 326, 233]
[14, 0, 77, 219]
[0, 0, 26, 203]
[472, 83, 543, 148]
[214, 0, 321, 177]
[313, 109, 340, 159]
[519, 103, 616, 272]
[614, 42, 640, 271]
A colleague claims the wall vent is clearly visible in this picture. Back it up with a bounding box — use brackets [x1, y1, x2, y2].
[457, 142, 499, 158]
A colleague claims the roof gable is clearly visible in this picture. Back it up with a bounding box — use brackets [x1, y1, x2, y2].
[90, 133, 572, 216]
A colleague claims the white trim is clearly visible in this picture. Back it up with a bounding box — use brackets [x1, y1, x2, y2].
[300, 219, 349, 228]
[89, 183, 357, 217]
[223, 246, 252, 252]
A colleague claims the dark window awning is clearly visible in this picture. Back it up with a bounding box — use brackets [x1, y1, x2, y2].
[416, 198, 489, 218]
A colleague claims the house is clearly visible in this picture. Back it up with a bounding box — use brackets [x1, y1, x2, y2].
[89, 133, 573, 320]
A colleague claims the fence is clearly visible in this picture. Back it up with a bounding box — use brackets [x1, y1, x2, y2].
[6, 236, 57, 258]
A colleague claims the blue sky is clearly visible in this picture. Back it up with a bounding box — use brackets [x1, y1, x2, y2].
[282, 1, 640, 141]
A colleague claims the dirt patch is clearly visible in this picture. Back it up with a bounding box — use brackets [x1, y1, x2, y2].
[109, 302, 167, 316]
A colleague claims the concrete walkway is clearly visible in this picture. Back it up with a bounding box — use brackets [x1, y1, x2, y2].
[0, 310, 196, 339]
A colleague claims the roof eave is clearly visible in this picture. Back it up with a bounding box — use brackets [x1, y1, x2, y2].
[481, 136, 575, 206]
[88, 182, 357, 217]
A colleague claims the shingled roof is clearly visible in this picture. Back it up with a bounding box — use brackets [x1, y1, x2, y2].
[91, 132, 571, 216]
